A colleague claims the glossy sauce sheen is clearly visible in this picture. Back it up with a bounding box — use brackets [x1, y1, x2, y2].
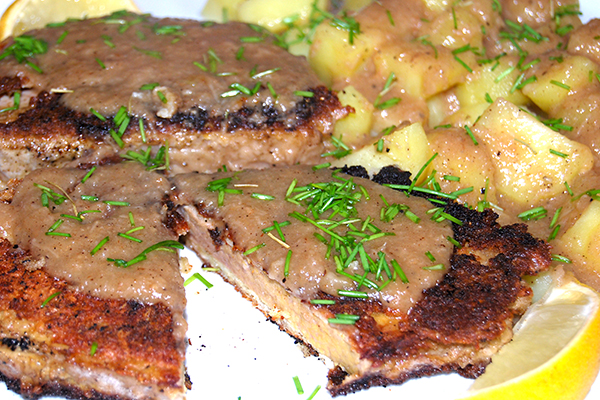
[174, 166, 453, 312]
[4, 163, 184, 314]
[0, 14, 322, 120]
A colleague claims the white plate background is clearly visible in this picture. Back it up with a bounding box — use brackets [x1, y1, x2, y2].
[0, 0, 598, 399]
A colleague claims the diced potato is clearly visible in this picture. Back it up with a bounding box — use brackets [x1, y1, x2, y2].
[332, 123, 433, 181]
[443, 102, 490, 127]
[426, 7, 483, 51]
[309, 22, 381, 86]
[473, 99, 594, 205]
[373, 41, 475, 99]
[342, 0, 374, 12]
[521, 55, 600, 113]
[455, 56, 529, 109]
[237, 0, 328, 33]
[333, 86, 374, 146]
[559, 201, 600, 285]
[428, 127, 498, 207]
[203, 0, 244, 22]
[421, 0, 450, 13]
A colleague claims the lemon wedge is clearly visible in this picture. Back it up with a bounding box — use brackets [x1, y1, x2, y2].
[0, 0, 140, 39]
[457, 277, 600, 400]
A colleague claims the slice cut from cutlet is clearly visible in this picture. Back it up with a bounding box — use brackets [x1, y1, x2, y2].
[172, 165, 551, 396]
[0, 163, 189, 400]
[0, 13, 350, 180]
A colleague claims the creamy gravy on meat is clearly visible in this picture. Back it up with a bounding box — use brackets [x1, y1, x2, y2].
[0, 14, 321, 120]
[174, 166, 453, 312]
[2, 163, 184, 313]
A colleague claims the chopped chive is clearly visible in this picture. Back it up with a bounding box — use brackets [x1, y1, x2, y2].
[551, 254, 571, 263]
[140, 82, 159, 91]
[81, 195, 99, 202]
[549, 149, 568, 158]
[139, 119, 146, 143]
[117, 233, 143, 243]
[46, 231, 71, 237]
[550, 207, 562, 229]
[41, 291, 61, 308]
[90, 341, 98, 356]
[90, 108, 106, 121]
[312, 162, 331, 171]
[548, 224, 561, 241]
[284, 250, 292, 277]
[81, 166, 97, 183]
[294, 90, 314, 98]
[47, 219, 64, 232]
[386, 9, 395, 26]
[156, 90, 168, 103]
[95, 57, 106, 69]
[251, 193, 275, 201]
[306, 385, 321, 400]
[443, 175, 460, 182]
[447, 235, 461, 248]
[251, 67, 280, 79]
[425, 251, 436, 262]
[57, 30, 69, 44]
[103, 200, 130, 206]
[564, 181, 574, 196]
[193, 61, 207, 71]
[464, 125, 478, 145]
[91, 236, 109, 255]
[184, 272, 213, 288]
[126, 226, 145, 235]
[423, 263, 445, 270]
[310, 299, 336, 305]
[391, 260, 409, 283]
[293, 376, 304, 395]
[243, 243, 265, 256]
[454, 55, 473, 72]
[266, 82, 278, 99]
[337, 290, 369, 299]
[60, 213, 83, 222]
[110, 129, 124, 148]
[550, 80, 571, 90]
[495, 65, 516, 82]
[518, 206, 547, 221]
[78, 210, 101, 216]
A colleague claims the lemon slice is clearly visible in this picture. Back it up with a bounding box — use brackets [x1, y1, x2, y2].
[457, 277, 600, 400]
[0, 0, 141, 39]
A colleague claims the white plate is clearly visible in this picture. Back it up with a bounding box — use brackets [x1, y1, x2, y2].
[0, 0, 598, 399]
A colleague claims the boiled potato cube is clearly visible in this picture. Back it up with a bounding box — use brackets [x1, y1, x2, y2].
[522, 55, 600, 113]
[333, 86, 374, 146]
[237, 0, 328, 32]
[559, 200, 600, 286]
[455, 56, 529, 109]
[473, 98, 594, 205]
[428, 127, 498, 207]
[421, 0, 450, 13]
[373, 41, 474, 99]
[426, 6, 483, 51]
[203, 0, 244, 21]
[309, 22, 381, 86]
[332, 123, 433, 182]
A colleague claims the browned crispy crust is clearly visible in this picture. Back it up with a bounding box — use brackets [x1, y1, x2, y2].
[0, 84, 349, 177]
[0, 239, 185, 399]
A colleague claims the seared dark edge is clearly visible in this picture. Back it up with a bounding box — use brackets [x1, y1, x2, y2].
[0, 239, 184, 398]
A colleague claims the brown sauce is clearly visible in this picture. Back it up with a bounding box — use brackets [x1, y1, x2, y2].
[174, 166, 453, 312]
[0, 14, 322, 121]
[3, 163, 185, 317]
